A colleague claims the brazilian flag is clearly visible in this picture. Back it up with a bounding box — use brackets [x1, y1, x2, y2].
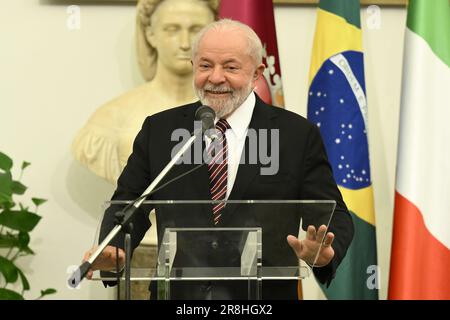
[307, 0, 379, 300]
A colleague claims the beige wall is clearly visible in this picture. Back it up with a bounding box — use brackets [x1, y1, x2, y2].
[0, 0, 405, 299]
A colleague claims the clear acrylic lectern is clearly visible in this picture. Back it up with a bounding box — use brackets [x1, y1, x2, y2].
[95, 200, 336, 300]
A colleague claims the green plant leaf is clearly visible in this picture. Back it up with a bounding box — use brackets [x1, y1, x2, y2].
[0, 233, 20, 248]
[0, 171, 13, 203]
[0, 288, 24, 300]
[31, 198, 47, 207]
[2, 231, 35, 253]
[21, 161, 31, 170]
[0, 152, 13, 172]
[17, 269, 30, 291]
[0, 195, 13, 207]
[21, 246, 35, 255]
[11, 181, 27, 195]
[0, 200, 15, 210]
[0, 256, 19, 283]
[0, 209, 41, 232]
[18, 232, 30, 249]
[40, 288, 57, 296]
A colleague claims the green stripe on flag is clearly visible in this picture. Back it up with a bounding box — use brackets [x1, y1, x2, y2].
[319, 0, 361, 29]
[407, 0, 450, 66]
[320, 211, 378, 299]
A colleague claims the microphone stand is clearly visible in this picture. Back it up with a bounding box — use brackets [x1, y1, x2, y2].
[68, 129, 202, 299]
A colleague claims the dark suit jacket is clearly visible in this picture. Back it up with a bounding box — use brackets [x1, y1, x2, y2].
[99, 95, 354, 299]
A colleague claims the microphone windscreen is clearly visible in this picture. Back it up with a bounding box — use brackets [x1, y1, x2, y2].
[195, 105, 216, 133]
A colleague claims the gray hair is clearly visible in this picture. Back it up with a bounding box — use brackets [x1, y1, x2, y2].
[191, 19, 263, 67]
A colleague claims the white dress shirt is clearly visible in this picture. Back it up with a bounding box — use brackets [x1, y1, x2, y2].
[205, 91, 256, 199]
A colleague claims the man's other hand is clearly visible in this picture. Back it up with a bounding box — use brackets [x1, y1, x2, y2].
[287, 225, 335, 267]
[82, 245, 125, 279]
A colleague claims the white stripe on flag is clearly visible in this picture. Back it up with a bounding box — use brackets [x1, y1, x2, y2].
[330, 53, 368, 131]
[396, 29, 450, 249]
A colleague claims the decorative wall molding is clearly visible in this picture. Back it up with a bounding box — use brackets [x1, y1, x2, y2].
[54, 0, 407, 7]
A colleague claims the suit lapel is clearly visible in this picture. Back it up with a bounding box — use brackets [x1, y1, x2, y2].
[180, 102, 212, 201]
[220, 96, 278, 225]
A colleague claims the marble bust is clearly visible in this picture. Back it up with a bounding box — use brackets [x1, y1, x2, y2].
[72, 0, 217, 184]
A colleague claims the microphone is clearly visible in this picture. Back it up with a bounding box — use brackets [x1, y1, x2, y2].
[195, 105, 218, 140]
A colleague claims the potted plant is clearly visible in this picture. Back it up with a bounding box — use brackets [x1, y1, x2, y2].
[0, 151, 56, 299]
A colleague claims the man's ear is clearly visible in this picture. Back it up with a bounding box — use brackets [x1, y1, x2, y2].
[254, 63, 266, 80]
[145, 26, 156, 47]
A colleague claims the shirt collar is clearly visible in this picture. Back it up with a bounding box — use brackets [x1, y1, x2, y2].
[218, 91, 255, 139]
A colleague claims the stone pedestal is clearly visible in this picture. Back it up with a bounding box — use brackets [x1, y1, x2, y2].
[119, 243, 157, 300]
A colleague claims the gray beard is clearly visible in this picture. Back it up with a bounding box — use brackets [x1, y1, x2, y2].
[195, 82, 253, 119]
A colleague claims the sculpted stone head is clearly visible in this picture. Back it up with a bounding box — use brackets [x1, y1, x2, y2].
[136, 0, 218, 81]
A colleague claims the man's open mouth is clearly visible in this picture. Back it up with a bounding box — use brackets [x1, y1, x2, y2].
[205, 90, 232, 95]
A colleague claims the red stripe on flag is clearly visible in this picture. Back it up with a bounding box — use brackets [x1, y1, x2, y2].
[389, 192, 450, 299]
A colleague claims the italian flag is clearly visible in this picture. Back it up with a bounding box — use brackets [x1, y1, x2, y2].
[388, 0, 450, 300]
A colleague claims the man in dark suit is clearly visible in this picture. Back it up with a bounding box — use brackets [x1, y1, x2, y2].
[83, 19, 353, 299]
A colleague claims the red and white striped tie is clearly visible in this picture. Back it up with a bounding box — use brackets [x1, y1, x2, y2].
[207, 119, 231, 225]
